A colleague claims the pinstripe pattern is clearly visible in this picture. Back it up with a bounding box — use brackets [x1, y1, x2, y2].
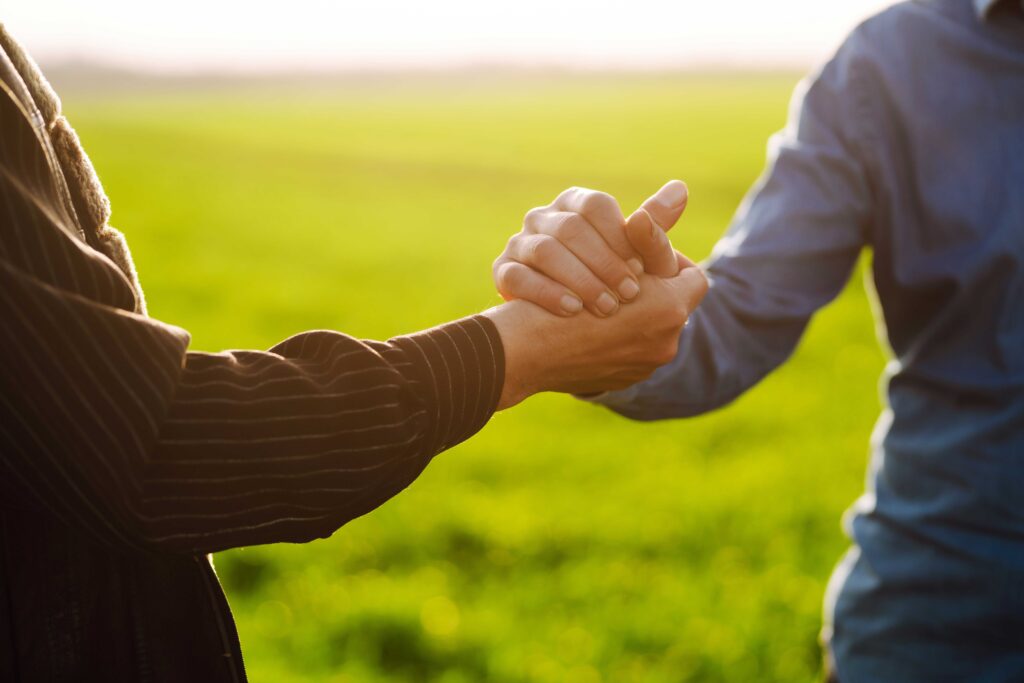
[0, 69, 505, 558]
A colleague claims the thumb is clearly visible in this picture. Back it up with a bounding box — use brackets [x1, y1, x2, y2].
[625, 208, 679, 277]
[639, 179, 688, 234]
[624, 180, 689, 277]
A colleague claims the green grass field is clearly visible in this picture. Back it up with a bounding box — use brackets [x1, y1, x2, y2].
[64, 72, 886, 683]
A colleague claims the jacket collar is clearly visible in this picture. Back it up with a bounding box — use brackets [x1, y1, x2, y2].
[0, 47, 86, 243]
[0, 46, 43, 131]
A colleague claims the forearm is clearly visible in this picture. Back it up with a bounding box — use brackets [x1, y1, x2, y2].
[586, 269, 815, 420]
[0, 242, 506, 555]
[143, 315, 504, 553]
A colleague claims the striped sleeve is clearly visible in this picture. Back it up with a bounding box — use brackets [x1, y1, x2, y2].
[0, 84, 505, 555]
[146, 317, 503, 552]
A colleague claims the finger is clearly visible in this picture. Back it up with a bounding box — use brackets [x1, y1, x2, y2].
[508, 234, 622, 316]
[625, 209, 680, 278]
[665, 265, 710, 317]
[493, 260, 585, 317]
[637, 180, 688, 234]
[552, 187, 639, 268]
[530, 210, 640, 302]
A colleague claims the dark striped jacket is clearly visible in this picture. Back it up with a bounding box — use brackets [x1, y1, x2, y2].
[0, 27, 504, 682]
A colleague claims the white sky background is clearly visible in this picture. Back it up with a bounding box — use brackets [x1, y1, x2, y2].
[5, 0, 894, 73]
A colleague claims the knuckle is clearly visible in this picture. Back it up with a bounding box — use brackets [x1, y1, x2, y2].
[580, 190, 616, 215]
[550, 212, 586, 241]
[573, 269, 609, 295]
[687, 267, 710, 298]
[523, 206, 547, 231]
[658, 340, 680, 364]
[637, 326, 680, 366]
[605, 231, 634, 258]
[695, 271, 710, 298]
[592, 252, 629, 281]
[673, 300, 691, 324]
[500, 233, 520, 255]
[526, 234, 559, 263]
[495, 261, 525, 290]
[556, 186, 581, 205]
[675, 267, 709, 304]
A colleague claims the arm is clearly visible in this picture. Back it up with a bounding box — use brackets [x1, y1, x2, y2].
[0, 238, 504, 554]
[0, 107, 706, 554]
[496, 37, 874, 419]
[606, 39, 874, 419]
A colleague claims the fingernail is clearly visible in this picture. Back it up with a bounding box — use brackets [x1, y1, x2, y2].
[618, 278, 639, 301]
[596, 292, 618, 315]
[560, 294, 583, 314]
[656, 180, 687, 209]
[627, 258, 643, 275]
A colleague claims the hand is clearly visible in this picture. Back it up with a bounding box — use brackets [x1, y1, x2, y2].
[482, 264, 708, 409]
[494, 181, 689, 316]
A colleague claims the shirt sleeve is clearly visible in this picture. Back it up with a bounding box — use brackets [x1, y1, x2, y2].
[146, 317, 502, 553]
[590, 33, 874, 420]
[0, 113, 504, 555]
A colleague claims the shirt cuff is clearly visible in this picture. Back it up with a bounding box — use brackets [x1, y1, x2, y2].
[388, 314, 505, 456]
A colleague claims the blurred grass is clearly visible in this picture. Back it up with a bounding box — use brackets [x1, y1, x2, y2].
[64, 72, 885, 683]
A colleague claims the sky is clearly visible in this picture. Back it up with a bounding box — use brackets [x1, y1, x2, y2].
[5, 0, 894, 73]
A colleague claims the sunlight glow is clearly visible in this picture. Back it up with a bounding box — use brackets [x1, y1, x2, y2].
[5, 0, 894, 72]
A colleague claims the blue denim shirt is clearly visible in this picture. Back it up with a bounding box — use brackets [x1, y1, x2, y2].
[592, 1, 1024, 680]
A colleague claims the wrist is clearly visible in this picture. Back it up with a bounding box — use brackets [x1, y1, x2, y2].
[481, 301, 551, 410]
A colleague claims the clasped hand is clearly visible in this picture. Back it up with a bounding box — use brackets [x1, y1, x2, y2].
[483, 181, 708, 409]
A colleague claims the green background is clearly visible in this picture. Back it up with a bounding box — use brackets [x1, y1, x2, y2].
[64, 72, 885, 682]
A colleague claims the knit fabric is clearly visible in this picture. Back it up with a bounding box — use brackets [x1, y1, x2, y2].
[0, 23, 145, 313]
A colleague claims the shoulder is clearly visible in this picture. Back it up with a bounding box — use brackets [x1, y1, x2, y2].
[799, 1, 967, 124]
[838, 0, 979, 65]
